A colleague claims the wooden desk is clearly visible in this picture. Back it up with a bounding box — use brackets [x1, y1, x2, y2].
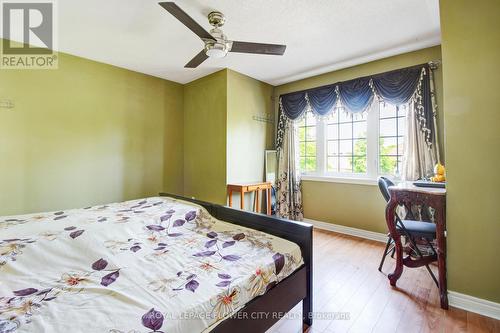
[386, 182, 448, 309]
[227, 182, 272, 215]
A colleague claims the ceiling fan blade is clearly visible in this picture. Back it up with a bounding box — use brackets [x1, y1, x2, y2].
[159, 2, 215, 41]
[185, 50, 208, 68]
[230, 41, 286, 55]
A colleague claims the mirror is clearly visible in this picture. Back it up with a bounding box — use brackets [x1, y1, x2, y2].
[265, 150, 277, 183]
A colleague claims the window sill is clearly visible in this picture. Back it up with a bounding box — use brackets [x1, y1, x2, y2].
[300, 175, 379, 186]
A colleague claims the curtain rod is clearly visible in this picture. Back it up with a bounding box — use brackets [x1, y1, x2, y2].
[280, 60, 441, 98]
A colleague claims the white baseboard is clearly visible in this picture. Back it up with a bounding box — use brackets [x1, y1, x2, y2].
[305, 217, 500, 320]
[303, 217, 388, 243]
[448, 291, 500, 320]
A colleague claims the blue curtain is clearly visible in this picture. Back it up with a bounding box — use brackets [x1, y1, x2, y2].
[337, 77, 374, 113]
[371, 67, 422, 105]
[279, 91, 309, 120]
[307, 85, 338, 116]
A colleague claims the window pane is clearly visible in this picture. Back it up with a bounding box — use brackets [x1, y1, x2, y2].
[305, 157, 316, 172]
[305, 126, 316, 140]
[380, 137, 398, 155]
[299, 142, 306, 156]
[327, 156, 338, 172]
[379, 156, 397, 174]
[339, 156, 352, 173]
[298, 127, 305, 141]
[327, 140, 338, 156]
[297, 117, 305, 127]
[380, 103, 397, 118]
[352, 156, 367, 173]
[380, 118, 397, 137]
[339, 123, 351, 139]
[398, 105, 407, 117]
[327, 111, 338, 124]
[353, 139, 367, 156]
[397, 117, 406, 136]
[305, 141, 316, 156]
[353, 121, 367, 139]
[378, 103, 407, 176]
[339, 111, 351, 123]
[306, 112, 315, 126]
[339, 140, 352, 156]
[327, 124, 338, 140]
[398, 137, 405, 156]
[297, 111, 317, 174]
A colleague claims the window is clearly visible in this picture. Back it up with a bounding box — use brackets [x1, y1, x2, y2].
[297, 101, 408, 180]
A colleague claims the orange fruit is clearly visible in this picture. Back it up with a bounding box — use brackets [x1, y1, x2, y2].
[434, 163, 445, 176]
[431, 175, 446, 182]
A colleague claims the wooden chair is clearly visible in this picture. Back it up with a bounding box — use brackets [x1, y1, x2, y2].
[377, 177, 439, 286]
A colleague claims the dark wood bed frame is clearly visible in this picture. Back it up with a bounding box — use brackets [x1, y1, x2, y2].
[160, 193, 313, 332]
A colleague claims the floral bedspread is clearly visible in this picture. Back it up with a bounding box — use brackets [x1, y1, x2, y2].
[0, 197, 303, 333]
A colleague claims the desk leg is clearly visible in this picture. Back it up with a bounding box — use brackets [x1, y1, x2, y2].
[228, 189, 233, 207]
[266, 188, 271, 215]
[257, 190, 262, 213]
[240, 190, 245, 210]
[436, 204, 449, 309]
[386, 197, 403, 286]
[255, 190, 260, 213]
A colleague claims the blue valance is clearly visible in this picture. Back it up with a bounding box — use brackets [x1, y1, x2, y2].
[307, 86, 338, 116]
[371, 66, 422, 105]
[338, 76, 374, 113]
[279, 91, 309, 120]
[278, 63, 436, 146]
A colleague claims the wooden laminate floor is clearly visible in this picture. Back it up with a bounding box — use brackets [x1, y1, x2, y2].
[267, 229, 499, 333]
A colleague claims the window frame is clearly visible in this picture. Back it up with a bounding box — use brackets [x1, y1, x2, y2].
[299, 101, 404, 184]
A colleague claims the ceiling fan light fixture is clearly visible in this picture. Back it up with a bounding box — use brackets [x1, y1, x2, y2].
[204, 42, 228, 58]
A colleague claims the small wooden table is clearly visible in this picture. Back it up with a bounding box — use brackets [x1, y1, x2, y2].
[386, 182, 448, 309]
[227, 182, 272, 215]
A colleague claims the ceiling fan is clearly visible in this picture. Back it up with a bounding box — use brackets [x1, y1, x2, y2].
[158, 2, 287, 68]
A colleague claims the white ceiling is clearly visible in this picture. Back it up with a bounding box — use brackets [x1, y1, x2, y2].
[7, 0, 441, 85]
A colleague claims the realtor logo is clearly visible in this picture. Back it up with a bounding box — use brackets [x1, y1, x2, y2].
[1, 0, 58, 69]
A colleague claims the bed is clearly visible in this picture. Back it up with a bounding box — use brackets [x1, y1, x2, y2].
[0, 193, 313, 333]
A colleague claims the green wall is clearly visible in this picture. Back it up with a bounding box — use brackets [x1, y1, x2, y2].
[440, 0, 500, 303]
[183, 69, 227, 204]
[163, 83, 184, 195]
[0, 53, 274, 215]
[273, 46, 443, 233]
[182, 69, 274, 209]
[227, 69, 274, 210]
[0, 48, 184, 216]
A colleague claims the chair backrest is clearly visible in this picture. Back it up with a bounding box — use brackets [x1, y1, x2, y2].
[378, 177, 394, 203]
[378, 177, 407, 230]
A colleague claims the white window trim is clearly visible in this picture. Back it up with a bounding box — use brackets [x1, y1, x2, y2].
[298, 102, 403, 185]
[301, 174, 379, 186]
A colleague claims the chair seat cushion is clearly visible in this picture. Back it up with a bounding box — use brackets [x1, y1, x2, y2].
[397, 220, 436, 238]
